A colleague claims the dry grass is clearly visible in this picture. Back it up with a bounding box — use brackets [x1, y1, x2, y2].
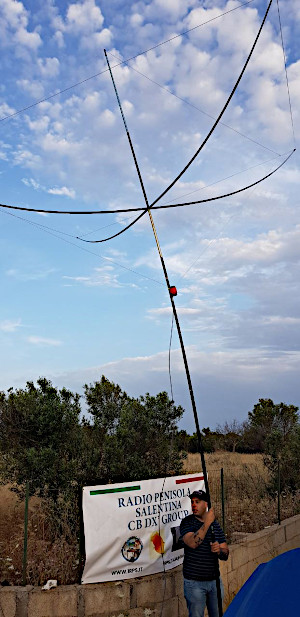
[183, 452, 299, 541]
[0, 486, 80, 586]
[183, 451, 267, 476]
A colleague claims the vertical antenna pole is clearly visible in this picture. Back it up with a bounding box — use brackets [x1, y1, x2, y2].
[221, 467, 226, 535]
[104, 50, 223, 616]
[277, 459, 281, 525]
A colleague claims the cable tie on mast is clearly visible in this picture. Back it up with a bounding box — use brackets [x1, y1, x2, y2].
[169, 286, 177, 297]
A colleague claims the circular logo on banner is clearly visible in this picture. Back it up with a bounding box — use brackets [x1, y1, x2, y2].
[121, 536, 143, 562]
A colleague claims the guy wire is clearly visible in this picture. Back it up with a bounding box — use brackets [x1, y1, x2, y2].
[104, 50, 223, 616]
[276, 0, 296, 148]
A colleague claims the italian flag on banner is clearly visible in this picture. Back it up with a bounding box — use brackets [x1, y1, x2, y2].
[82, 472, 205, 583]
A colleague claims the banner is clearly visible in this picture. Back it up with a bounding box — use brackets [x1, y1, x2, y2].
[82, 472, 204, 583]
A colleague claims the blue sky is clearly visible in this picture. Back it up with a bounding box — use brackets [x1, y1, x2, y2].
[0, 0, 299, 432]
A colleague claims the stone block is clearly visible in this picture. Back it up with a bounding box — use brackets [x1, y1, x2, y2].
[230, 545, 250, 570]
[271, 526, 286, 548]
[84, 582, 130, 616]
[114, 597, 178, 617]
[219, 569, 228, 601]
[17, 587, 32, 617]
[135, 574, 173, 606]
[173, 570, 184, 598]
[279, 539, 300, 554]
[152, 596, 179, 617]
[178, 594, 188, 617]
[0, 588, 17, 617]
[285, 520, 300, 542]
[227, 561, 255, 597]
[246, 538, 274, 563]
[76, 585, 85, 617]
[28, 586, 77, 617]
[156, 596, 179, 617]
[219, 556, 232, 582]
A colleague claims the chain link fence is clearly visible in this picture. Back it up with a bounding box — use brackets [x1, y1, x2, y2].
[208, 464, 300, 543]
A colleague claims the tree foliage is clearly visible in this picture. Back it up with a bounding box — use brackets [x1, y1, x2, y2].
[216, 420, 245, 452]
[0, 378, 82, 500]
[1, 380, 299, 500]
[84, 379, 185, 483]
[0, 376, 185, 502]
[246, 398, 299, 453]
[243, 398, 300, 493]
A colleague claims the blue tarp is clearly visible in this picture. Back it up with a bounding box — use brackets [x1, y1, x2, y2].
[224, 548, 300, 616]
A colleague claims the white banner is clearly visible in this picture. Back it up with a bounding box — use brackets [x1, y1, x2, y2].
[82, 472, 205, 583]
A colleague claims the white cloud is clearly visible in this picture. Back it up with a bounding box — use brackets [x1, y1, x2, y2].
[48, 186, 76, 198]
[21, 177, 43, 190]
[37, 57, 60, 78]
[13, 149, 42, 169]
[16, 79, 44, 99]
[63, 266, 121, 288]
[81, 28, 112, 50]
[130, 13, 144, 28]
[52, 30, 64, 48]
[21, 176, 76, 198]
[0, 0, 41, 51]
[14, 26, 41, 50]
[66, 0, 104, 33]
[202, 225, 300, 268]
[148, 306, 201, 318]
[6, 267, 56, 282]
[51, 345, 300, 429]
[27, 336, 62, 346]
[26, 116, 50, 132]
[40, 133, 80, 157]
[0, 102, 16, 119]
[0, 319, 22, 333]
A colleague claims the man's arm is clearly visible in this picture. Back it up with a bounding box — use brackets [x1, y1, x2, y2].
[182, 509, 215, 549]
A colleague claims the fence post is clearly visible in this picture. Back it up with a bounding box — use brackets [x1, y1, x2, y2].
[277, 459, 281, 525]
[220, 467, 226, 534]
[78, 486, 85, 582]
[22, 481, 29, 585]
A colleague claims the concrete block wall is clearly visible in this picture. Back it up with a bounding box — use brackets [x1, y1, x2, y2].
[1, 514, 299, 617]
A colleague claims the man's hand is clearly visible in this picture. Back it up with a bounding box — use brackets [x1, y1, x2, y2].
[183, 507, 216, 549]
[210, 541, 221, 554]
[211, 541, 229, 560]
[202, 508, 215, 528]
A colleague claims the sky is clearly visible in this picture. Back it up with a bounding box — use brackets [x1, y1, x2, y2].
[0, 0, 299, 432]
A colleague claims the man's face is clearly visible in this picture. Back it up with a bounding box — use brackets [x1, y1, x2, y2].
[191, 497, 207, 518]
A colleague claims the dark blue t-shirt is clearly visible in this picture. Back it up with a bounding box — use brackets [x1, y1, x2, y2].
[179, 514, 225, 581]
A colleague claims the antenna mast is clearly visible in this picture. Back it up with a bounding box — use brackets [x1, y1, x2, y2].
[104, 50, 223, 616]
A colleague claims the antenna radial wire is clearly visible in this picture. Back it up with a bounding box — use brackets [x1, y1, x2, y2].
[104, 51, 224, 615]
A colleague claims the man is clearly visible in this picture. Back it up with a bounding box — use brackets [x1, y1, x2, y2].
[179, 490, 229, 617]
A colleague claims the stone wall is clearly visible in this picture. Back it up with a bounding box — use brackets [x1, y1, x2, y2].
[1, 514, 299, 617]
[219, 513, 300, 605]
